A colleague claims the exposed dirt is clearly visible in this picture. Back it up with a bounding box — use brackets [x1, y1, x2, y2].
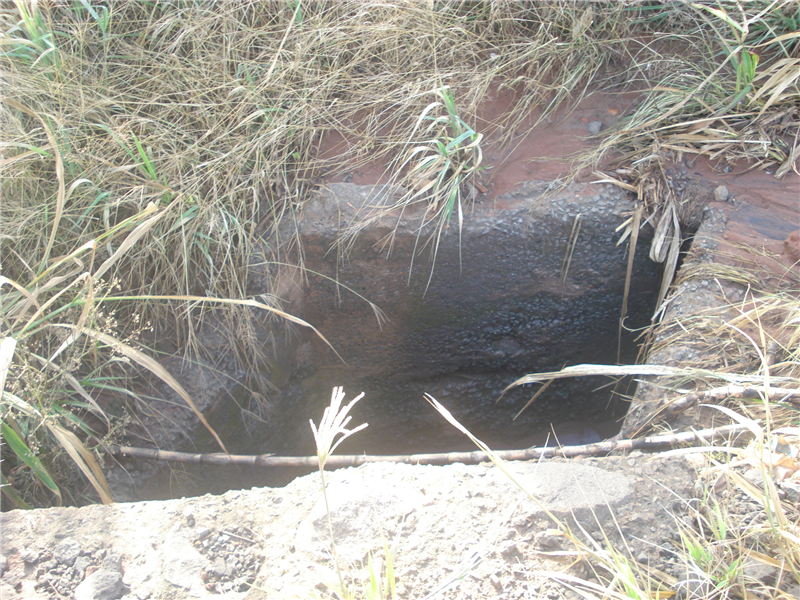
[318, 82, 798, 272]
[5, 450, 800, 600]
[317, 84, 640, 196]
[0, 454, 714, 600]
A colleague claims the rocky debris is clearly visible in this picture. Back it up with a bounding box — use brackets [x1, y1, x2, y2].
[53, 538, 82, 567]
[3, 454, 698, 600]
[194, 526, 262, 594]
[294, 461, 632, 566]
[15, 541, 108, 600]
[5, 439, 800, 599]
[1, 495, 265, 600]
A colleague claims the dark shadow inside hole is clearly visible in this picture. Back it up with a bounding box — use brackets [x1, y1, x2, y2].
[140, 189, 676, 499]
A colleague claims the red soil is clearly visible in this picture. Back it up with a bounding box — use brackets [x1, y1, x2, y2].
[317, 84, 799, 276]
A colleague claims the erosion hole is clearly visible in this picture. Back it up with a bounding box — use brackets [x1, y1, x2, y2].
[143, 182, 664, 498]
[265, 182, 660, 457]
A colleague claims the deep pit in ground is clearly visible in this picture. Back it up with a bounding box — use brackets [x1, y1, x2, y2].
[135, 180, 663, 500]
[271, 181, 661, 454]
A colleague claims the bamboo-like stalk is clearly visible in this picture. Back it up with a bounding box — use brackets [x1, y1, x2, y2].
[106, 423, 752, 469]
[634, 385, 800, 426]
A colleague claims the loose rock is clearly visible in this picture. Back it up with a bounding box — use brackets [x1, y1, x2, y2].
[53, 538, 82, 567]
[74, 568, 125, 600]
[587, 120, 603, 135]
[784, 230, 800, 263]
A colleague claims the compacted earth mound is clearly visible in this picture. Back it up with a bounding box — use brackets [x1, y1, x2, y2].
[1, 454, 703, 600]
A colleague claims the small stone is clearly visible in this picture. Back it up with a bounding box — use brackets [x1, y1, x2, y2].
[743, 468, 766, 488]
[784, 230, 800, 263]
[233, 576, 251, 592]
[587, 121, 603, 135]
[499, 540, 521, 559]
[4, 573, 21, 590]
[74, 568, 125, 600]
[0, 555, 6, 577]
[214, 557, 232, 578]
[196, 527, 212, 541]
[74, 556, 93, 576]
[54, 537, 82, 567]
[102, 553, 122, 573]
[744, 558, 777, 585]
[40, 559, 57, 571]
[20, 548, 40, 564]
[713, 185, 729, 202]
[781, 583, 800, 598]
[781, 481, 800, 504]
[534, 530, 563, 550]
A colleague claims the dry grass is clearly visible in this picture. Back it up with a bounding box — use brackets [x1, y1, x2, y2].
[580, 1, 799, 322]
[0, 1, 648, 361]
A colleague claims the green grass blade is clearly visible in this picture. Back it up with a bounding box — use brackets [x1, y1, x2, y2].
[446, 129, 474, 152]
[1, 422, 61, 502]
[130, 131, 158, 181]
